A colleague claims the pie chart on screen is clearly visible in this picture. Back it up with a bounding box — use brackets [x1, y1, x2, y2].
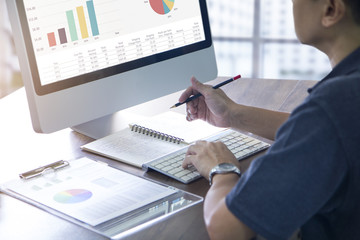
[149, 0, 175, 15]
[53, 189, 93, 204]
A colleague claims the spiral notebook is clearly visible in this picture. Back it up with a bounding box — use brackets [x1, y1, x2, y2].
[81, 111, 226, 168]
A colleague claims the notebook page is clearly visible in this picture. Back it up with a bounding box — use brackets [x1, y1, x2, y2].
[82, 128, 187, 167]
[131, 111, 225, 144]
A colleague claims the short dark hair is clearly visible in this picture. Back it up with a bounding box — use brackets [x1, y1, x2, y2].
[345, 0, 360, 24]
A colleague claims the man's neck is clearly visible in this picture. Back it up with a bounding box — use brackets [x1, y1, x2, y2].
[322, 22, 360, 68]
[327, 38, 360, 67]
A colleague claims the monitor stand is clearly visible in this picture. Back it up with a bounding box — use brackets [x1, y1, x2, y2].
[71, 87, 183, 140]
[71, 110, 146, 140]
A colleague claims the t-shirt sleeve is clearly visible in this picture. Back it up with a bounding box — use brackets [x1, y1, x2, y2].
[226, 100, 347, 240]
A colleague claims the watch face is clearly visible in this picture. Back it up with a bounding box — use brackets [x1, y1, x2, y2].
[209, 163, 241, 186]
[218, 163, 237, 171]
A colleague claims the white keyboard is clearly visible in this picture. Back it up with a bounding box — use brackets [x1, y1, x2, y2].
[143, 129, 270, 184]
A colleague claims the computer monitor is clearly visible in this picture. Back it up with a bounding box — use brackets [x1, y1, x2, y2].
[6, 0, 217, 139]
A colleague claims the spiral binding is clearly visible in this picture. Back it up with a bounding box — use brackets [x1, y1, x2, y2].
[130, 124, 184, 144]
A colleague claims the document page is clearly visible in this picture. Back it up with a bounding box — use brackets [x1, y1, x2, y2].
[3, 158, 177, 226]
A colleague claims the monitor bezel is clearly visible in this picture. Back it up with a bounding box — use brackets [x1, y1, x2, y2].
[16, 0, 213, 96]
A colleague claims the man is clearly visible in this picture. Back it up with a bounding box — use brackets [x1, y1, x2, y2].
[179, 0, 360, 239]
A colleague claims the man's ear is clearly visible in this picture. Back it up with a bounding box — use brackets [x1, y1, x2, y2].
[321, 0, 346, 27]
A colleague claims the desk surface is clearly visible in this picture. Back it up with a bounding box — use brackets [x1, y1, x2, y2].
[0, 77, 316, 240]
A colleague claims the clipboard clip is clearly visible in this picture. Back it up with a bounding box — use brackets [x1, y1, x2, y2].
[19, 160, 70, 180]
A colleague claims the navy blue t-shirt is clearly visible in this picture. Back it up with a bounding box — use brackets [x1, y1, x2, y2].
[226, 47, 360, 240]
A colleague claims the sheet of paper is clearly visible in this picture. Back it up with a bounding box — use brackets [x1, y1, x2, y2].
[3, 158, 177, 226]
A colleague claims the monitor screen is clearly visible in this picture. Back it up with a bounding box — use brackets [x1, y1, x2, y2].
[19, 0, 212, 95]
[8, 0, 217, 137]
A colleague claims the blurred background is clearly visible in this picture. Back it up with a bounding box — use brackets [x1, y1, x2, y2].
[208, 0, 331, 79]
[0, 0, 331, 99]
[0, 0, 22, 99]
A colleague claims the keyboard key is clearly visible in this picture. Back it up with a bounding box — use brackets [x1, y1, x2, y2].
[175, 171, 188, 178]
[169, 167, 183, 175]
[181, 175, 192, 182]
[154, 163, 165, 169]
[161, 166, 173, 172]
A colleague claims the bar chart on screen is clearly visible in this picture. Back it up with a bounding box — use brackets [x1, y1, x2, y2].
[25, 0, 101, 51]
[47, 1, 99, 47]
[24, 0, 205, 85]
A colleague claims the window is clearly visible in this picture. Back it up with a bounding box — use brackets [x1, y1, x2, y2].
[207, 0, 331, 80]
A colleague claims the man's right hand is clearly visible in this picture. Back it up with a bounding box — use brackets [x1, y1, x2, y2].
[178, 76, 237, 128]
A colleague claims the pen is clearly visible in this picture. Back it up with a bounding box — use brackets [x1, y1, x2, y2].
[170, 74, 241, 109]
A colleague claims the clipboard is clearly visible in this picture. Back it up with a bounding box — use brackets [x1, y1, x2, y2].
[0, 157, 203, 239]
[19, 160, 70, 179]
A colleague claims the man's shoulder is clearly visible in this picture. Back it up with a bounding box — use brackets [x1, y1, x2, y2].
[309, 72, 360, 105]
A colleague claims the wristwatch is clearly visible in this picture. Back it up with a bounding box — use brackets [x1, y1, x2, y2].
[208, 163, 241, 186]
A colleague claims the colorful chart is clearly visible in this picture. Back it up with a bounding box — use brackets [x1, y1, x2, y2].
[46, 1, 99, 47]
[53, 189, 93, 204]
[149, 0, 175, 15]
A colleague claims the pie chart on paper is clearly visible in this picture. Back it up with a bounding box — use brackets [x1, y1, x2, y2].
[53, 189, 93, 204]
[149, 0, 175, 15]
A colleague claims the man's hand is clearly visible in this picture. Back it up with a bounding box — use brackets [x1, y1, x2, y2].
[182, 140, 238, 179]
[179, 77, 237, 128]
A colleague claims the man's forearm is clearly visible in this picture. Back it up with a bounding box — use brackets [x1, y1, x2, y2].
[230, 104, 289, 140]
[204, 174, 256, 240]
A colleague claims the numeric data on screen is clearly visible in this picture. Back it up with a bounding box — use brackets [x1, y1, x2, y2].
[24, 0, 205, 85]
